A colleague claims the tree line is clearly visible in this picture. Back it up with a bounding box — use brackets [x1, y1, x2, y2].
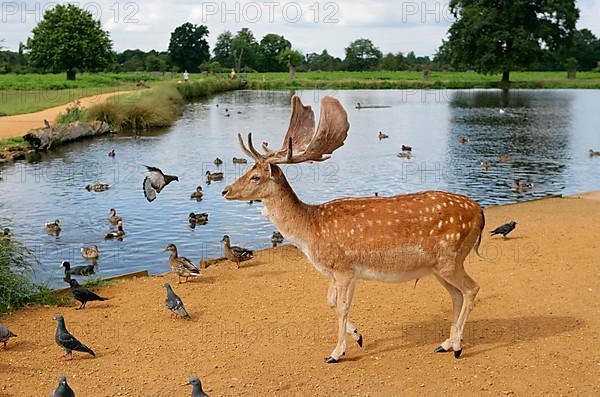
[0, 2, 599, 80]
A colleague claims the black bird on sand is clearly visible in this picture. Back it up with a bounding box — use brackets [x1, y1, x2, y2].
[142, 165, 179, 202]
[490, 221, 517, 239]
[53, 314, 95, 360]
[52, 375, 75, 397]
[44, 119, 51, 128]
[164, 283, 190, 319]
[61, 261, 95, 277]
[68, 279, 108, 310]
[184, 376, 210, 397]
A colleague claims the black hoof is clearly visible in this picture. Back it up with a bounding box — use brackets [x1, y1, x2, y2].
[454, 349, 463, 359]
[324, 356, 339, 364]
[434, 346, 448, 353]
[357, 335, 363, 348]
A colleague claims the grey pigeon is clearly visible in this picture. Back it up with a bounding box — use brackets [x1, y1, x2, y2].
[61, 261, 95, 277]
[185, 376, 210, 397]
[491, 220, 517, 239]
[68, 279, 108, 310]
[52, 375, 75, 397]
[163, 283, 190, 319]
[53, 314, 95, 360]
[0, 324, 17, 348]
[142, 165, 179, 202]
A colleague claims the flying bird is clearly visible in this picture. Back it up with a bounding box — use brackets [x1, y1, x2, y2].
[68, 279, 108, 310]
[0, 324, 17, 349]
[401, 145, 412, 152]
[142, 165, 179, 202]
[490, 221, 517, 239]
[61, 261, 95, 277]
[378, 131, 389, 139]
[53, 314, 95, 360]
[164, 283, 190, 319]
[184, 376, 210, 397]
[52, 375, 75, 397]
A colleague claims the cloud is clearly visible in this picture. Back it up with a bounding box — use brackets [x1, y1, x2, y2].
[0, 0, 598, 58]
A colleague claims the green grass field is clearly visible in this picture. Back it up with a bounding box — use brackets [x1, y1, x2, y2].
[1, 71, 599, 117]
[241, 70, 600, 89]
[0, 72, 170, 116]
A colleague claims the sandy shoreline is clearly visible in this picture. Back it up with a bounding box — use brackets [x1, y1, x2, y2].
[1, 193, 599, 396]
[0, 91, 130, 139]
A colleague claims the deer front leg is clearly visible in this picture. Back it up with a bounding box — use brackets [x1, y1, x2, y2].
[327, 278, 363, 348]
[325, 273, 356, 363]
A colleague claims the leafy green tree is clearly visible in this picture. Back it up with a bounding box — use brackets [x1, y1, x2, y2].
[555, 29, 600, 71]
[145, 55, 162, 71]
[213, 31, 234, 68]
[168, 22, 210, 72]
[378, 52, 406, 71]
[278, 49, 304, 80]
[445, 0, 579, 82]
[27, 4, 113, 80]
[258, 33, 291, 72]
[231, 28, 259, 72]
[343, 39, 382, 71]
[306, 50, 342, 71]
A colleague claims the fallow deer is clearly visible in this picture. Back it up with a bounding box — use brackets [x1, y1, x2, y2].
[222, 95, 485, 362]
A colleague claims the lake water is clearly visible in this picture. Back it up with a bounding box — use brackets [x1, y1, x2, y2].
[1, 89, 599, 286]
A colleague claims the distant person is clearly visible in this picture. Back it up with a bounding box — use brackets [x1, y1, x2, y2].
[183, 70, 189, 83]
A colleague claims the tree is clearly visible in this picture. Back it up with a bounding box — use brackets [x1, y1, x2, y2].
[306, 50, 342, 71]
[27, 4, 113, 80]
[231, 28, 258, 72]
[444, 0, 579, 82]
[258, 33, 291, 72]
[278, 49, 304, 81]
[343, 39, 382, 71]
[168, 22, 210, 72]
[554, 29, 600, 71]
[213, 31, 234, 68]
[378, 52, 406, 71]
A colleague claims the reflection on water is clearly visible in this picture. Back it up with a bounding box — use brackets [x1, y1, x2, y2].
[1, 89, 599, 286]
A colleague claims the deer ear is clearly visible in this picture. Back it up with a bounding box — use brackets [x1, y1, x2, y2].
[267, 163, 282, 179]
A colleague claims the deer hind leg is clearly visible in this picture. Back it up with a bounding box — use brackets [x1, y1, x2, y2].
[435, 266, 480, 358]
[433, 273, 463, 353]
[327, 278, 363, 348]
[325, 273, 357, 363]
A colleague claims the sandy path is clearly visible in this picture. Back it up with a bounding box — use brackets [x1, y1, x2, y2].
[0, 91, 130, 139]
[1, 194, 599, 396]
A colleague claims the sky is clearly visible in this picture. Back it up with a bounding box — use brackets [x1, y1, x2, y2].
[1, 0, 600, 57]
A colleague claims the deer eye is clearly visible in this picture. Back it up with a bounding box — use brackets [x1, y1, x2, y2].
[250, 174, 261, 181]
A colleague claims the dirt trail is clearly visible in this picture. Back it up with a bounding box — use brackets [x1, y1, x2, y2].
[1, 195, 599, 396]
[0, 91, 130, 139]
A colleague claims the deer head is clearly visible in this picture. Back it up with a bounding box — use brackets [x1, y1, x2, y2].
[222, 95, 350, 201]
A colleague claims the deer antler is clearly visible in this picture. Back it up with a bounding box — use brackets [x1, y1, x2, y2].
[237, 95, 349, 164]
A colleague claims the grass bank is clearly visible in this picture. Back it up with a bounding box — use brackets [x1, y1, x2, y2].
[0, 72, 169, 116]
[86, 78, 245, 131]
[242, 71, 600, 89]
[0, 234, 69, 314]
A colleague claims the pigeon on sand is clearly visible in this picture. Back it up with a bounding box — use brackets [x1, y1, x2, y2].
[164, 283, 190, 319]
[54, 314, 95, 360]
[52, 375, 75, 397]
[68, 279, 108, 310]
